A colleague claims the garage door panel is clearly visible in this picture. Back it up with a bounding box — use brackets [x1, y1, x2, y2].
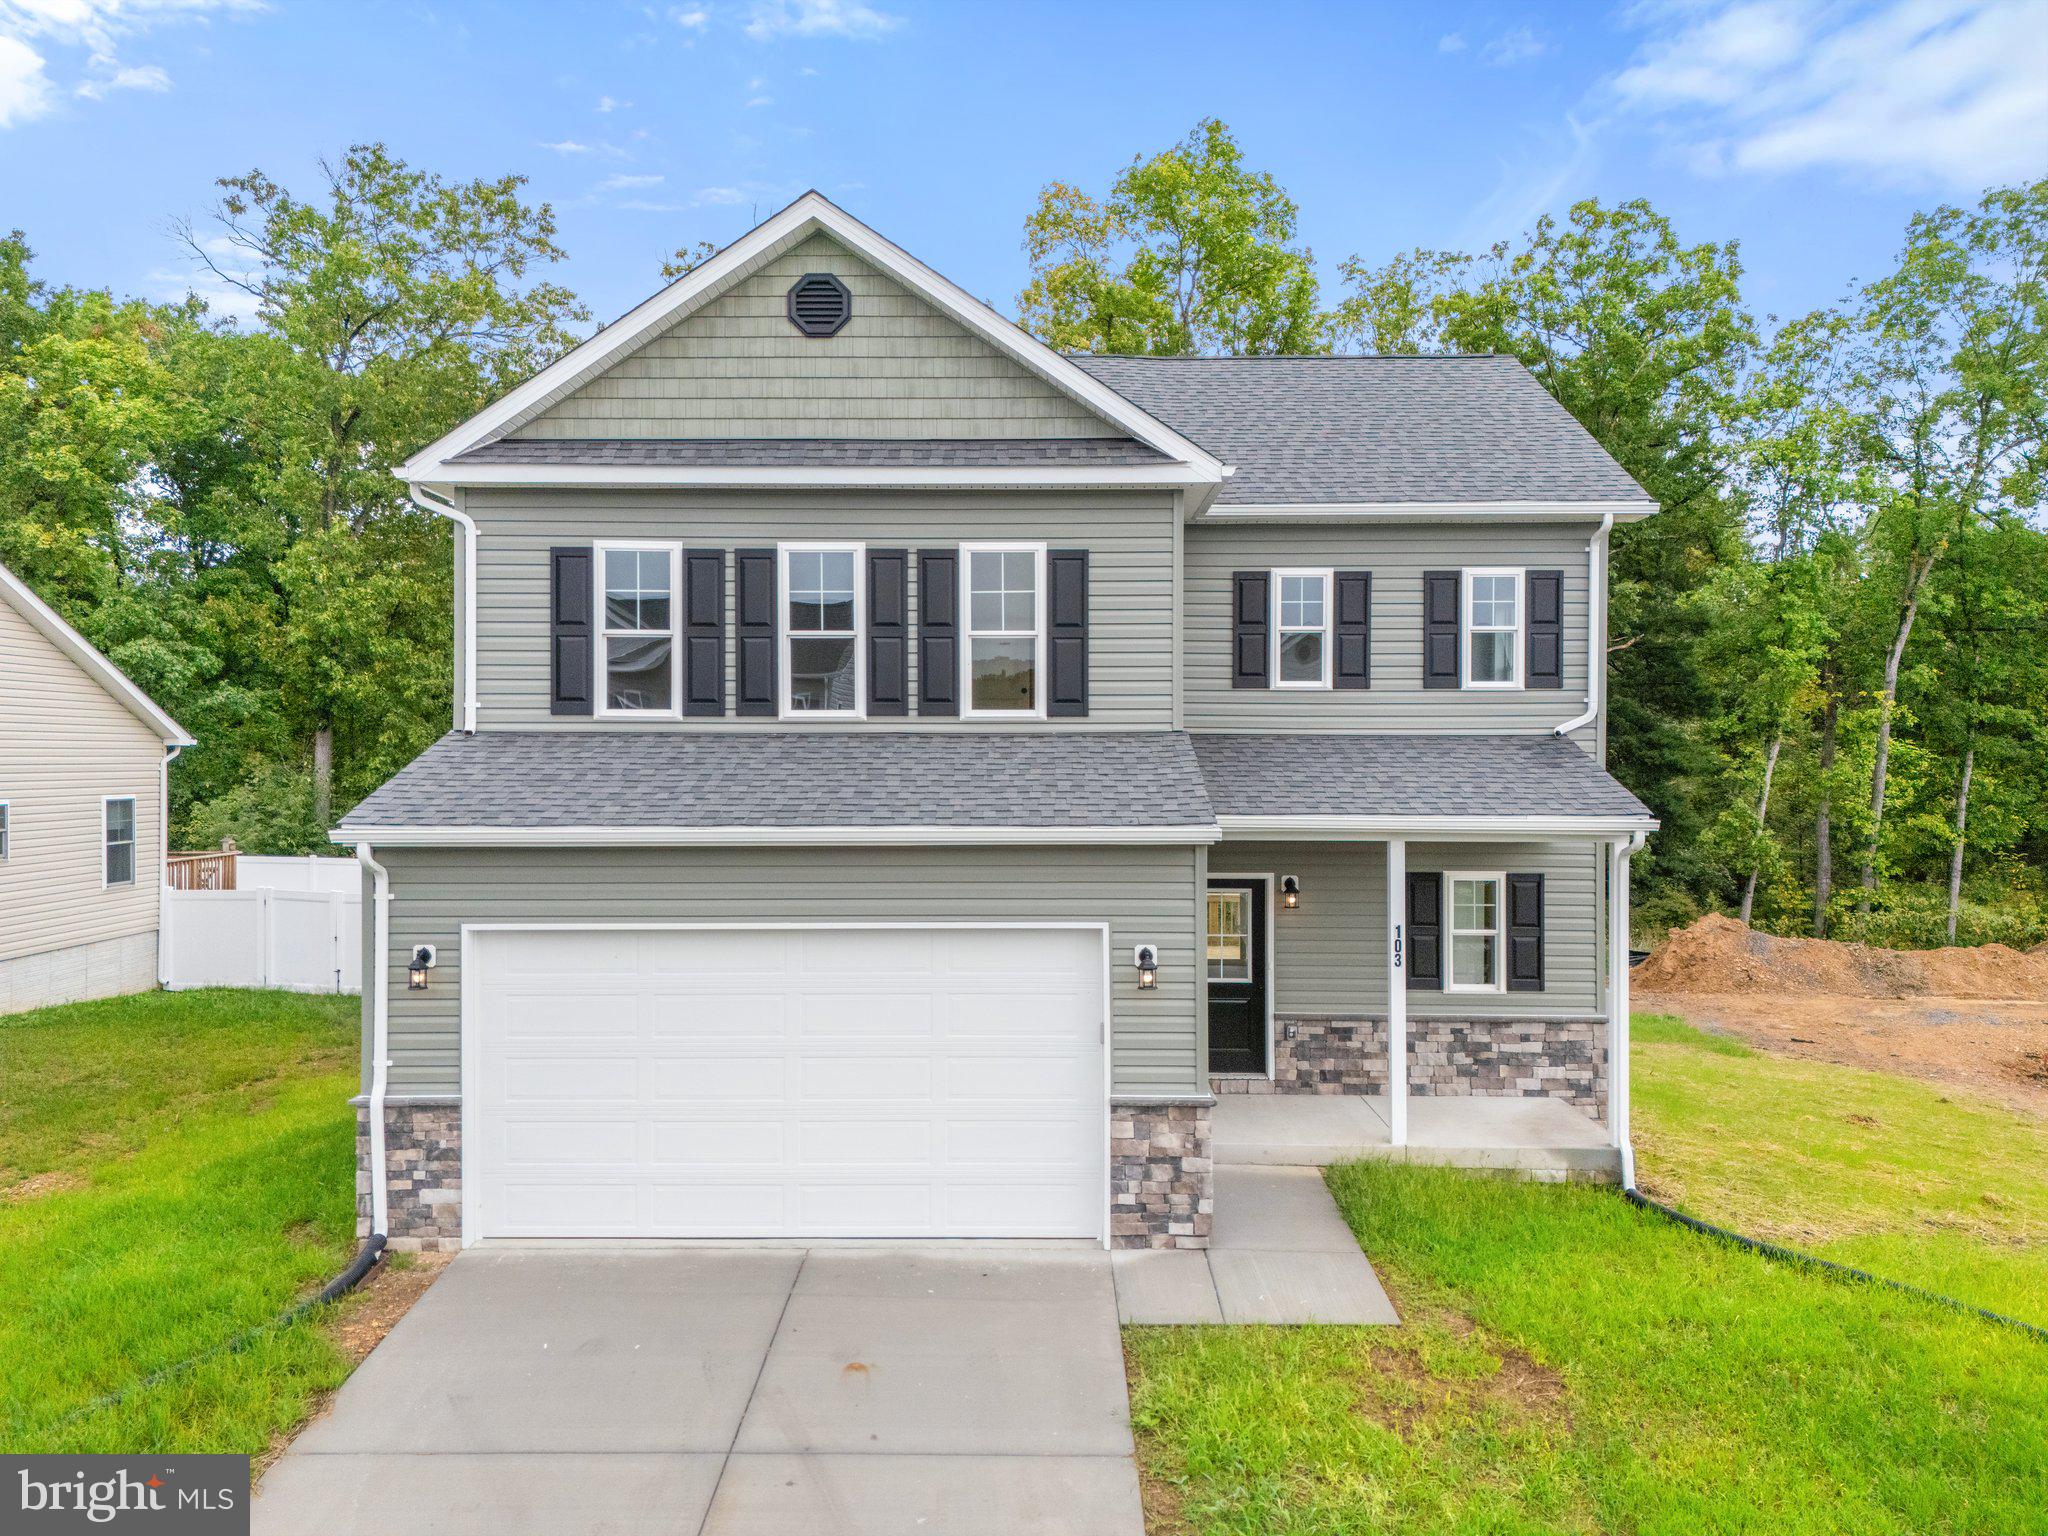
[474, 927, 1105, 1240]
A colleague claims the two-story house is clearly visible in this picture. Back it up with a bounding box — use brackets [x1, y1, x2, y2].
[336, 193, 1657, 1252]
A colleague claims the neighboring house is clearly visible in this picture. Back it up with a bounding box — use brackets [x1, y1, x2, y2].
[337, 193, 1657, 1253]
[0, 562, 195, 1012]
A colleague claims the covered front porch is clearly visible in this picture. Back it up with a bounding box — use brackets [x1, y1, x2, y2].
[1212, 1091, 1621, 1178]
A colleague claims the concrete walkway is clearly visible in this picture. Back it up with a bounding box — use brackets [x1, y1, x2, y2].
[1213, 1093, 1621, 1178]
[1112, 1167, 1400, 1325]
[255, 1246, 1143, 1536]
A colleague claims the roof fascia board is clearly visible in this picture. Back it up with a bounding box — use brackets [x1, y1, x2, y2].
[425, 463, 1214, 490]
[1199, 500, 1658, 522]
[1215, 813, 1656, 840]
[331, 823, 1223, 847]
[0, 563, 194, 745]
[399, 192, 1226, 484]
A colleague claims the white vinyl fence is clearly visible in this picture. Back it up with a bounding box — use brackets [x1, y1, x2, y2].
[161, 861, 361, 994]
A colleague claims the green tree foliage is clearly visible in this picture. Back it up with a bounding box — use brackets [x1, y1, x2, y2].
[1018, 119, 1325, 356]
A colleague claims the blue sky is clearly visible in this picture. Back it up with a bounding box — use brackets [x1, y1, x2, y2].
[2, 0, 2044, 338]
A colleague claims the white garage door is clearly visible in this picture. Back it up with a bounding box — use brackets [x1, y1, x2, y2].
[469, 926, 1107, 1240]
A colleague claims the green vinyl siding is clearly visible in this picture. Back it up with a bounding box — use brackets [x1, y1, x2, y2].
[1220, 839, 1606, 1017]
[520, 231, 1112, 440]
[464, 487, 1178, 730]
[1185, 520, 1599, 743]
[368, 843, 1203, 1098]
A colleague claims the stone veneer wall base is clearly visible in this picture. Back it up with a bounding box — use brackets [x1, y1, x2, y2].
[357, 1102, 462, 1252]
[1110, 1102, 1213, 1250]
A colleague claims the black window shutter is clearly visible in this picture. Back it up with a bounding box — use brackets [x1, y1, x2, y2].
[1526, 569, 1564, 689]
[868, 548, 909, 717]
[1232, 571, 1270, 689]
[916, 549, 959, 716]
[1406, 871, 1443, 990]
[549, 545, 593, 716]
[1422, 571, 1461, 690]
[682, 549, 725, 716]
[1046, 548, 1090, 717]
[1507, 873, 1546, 991]
[1335, 570, 1371, 690]
[734, 548, 777, 716]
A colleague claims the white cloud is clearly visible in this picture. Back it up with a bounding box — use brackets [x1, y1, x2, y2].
[1437, 32, 1465, 54]
[0, 0, 263, 122]
[668, 4, 709, 27]
[798, 63, 820, 75]
[1480, 25, 1552, 66]
[744, 0, 901, 42]
[747, 74, 765, 88]
[745, 93, 771, 107]
[1610, 0, 2048, 189]
[598, 172, 664, 190]
[541, 138, 594, 154]
[693, 185, 749, 204]
[147, 261, 264, 324]
[75, 60, 166, 97]
[0, 34, 52, 126]
[595, 93, 628, 113]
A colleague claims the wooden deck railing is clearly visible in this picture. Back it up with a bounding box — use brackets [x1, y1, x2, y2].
[166, 847, 237, 891]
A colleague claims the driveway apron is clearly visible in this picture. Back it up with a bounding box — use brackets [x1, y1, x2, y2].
[254, 1245, 1144, 1536]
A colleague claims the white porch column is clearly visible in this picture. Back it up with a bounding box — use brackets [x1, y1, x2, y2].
[1608, 835, 1638, 1184]
[1386, 837, 1407, 1146]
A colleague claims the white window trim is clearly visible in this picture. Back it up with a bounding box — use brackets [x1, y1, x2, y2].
[102, 795, 137, 889]
[959, 541, 1048, 720]
[778, 541, 867, 719]
[0, 799, 10, 861]
[1461, 567, 1524, 690]
[1270, 567, 1334, 690]
[1444, 869, 1506, 994]
[593, 540, 684, 719]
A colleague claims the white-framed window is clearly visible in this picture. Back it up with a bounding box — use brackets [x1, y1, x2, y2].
[1206, 886, 1252, 981]
[961, 542, 1046, 717]
[1445, 871, 1504, 992]
[1463, 568, 1523, 689]
[596, 541, 681, 716]
[1271, 568, 1332, 689]
[0, 800, 10, 861]
[103, 796, 136, 888]
[780, 542, 865, 716]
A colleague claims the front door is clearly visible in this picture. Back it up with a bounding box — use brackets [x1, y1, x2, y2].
[1206, 881, 1267, 1074]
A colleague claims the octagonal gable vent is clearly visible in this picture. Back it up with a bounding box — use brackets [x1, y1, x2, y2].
[786, 272, 852, 337]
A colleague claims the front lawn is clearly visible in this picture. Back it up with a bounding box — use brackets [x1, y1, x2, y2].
[1126, 1013, 2048, 1535]
[0, 989, 363, 1453]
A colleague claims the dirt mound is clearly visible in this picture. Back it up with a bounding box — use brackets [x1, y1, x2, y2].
[1635, 913, 2048, 1000]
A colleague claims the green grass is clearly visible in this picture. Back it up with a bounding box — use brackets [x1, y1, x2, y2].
[1126, 1014, 2048, 1536]
[0, 989, 362, 1454]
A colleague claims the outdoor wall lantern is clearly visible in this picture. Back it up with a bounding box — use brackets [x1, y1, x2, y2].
[1133, 944, 1160, 990]
[1281, 875, 1302, 910]
[408, 944, 438, 991]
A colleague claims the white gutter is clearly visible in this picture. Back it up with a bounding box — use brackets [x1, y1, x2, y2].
[355, 842, 392, 1238]
[405, 463, 1218, 491]
[1200, 501, 1656, 522]
[330, 822, 1225, 849]
[1215, 813, 1657, 841]
[410, 486, 477, 734]
[1610, 827, 1648, 1189]
[1553, 512, 1614, 740]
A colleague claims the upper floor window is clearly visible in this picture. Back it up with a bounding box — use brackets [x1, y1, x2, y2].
[103, 797, 135, 887]
[599, 542, 679, 715]
[962, 543, 1044, 716]
[1463, 569, 1523, 689]
[782, 543, 864, 715]
[1272, 569, 1332, 689]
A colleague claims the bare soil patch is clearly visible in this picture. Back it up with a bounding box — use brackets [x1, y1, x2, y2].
[1, 1169, 83, 1203]
[1635, 913, 2048, 1000]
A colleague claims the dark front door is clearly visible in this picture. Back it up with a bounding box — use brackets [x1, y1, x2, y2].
[1206, 880, 1268, 1074]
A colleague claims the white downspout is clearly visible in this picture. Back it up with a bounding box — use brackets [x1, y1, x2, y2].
[1609, 828, 1647, 1189]
[356, 842, 392, 1238]
[158, 744, 182, 987]
[411, 485, 478, 735]
[1553, 512, 1613, 740]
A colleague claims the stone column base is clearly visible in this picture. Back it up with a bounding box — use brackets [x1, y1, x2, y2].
[356, 1101, 463, 1252]
[1110, 1101, 1213, 1250]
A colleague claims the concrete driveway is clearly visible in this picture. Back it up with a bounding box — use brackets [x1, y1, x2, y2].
[255, 1246, 1143, 1536]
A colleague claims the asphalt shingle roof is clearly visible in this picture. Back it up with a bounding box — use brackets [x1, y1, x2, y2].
[1068, 354, 1651, 507]
[338, 730, 1216, 832]
[451, 437, 1171, 468]
[1190, 733, 1654, 822]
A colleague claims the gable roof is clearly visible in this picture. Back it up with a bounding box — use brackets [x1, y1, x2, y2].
[1069, 355, 1655, 514]
[0, 562, 193, 747]
[399, 192, 1228, 488]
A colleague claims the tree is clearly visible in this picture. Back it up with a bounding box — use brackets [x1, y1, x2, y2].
[175, 143, 588, 822]
[1018, 119, 1325, 356]
[1835, 180, 2048, 913]
[662, 239, 719, 281]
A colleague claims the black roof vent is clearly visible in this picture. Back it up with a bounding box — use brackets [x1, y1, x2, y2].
[786, 272, 852, 337]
